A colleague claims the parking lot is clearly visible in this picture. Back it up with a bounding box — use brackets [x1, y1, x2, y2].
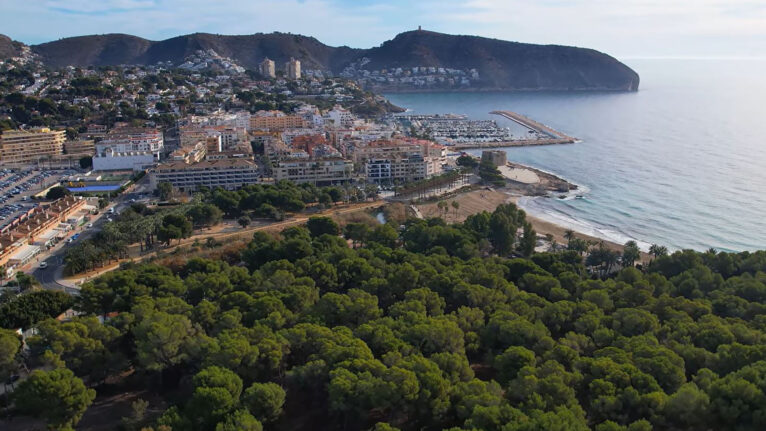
[0, 169, 75, 230]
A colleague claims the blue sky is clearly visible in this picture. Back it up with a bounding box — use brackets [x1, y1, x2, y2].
[2, 0, 765, 58]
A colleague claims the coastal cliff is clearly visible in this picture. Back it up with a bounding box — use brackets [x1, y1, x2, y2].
[2, 30, 639, 92]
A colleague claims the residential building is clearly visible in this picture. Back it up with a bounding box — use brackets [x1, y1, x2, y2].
[63, 140, 95, 156]
[250, 111, 307, 130]
[85, 124, 107, 138]
[259, 58, 276, 78]
[179, 125, 211, 147]
[0, 196, 86, 268]
[323, 105, 355, 128]
[0, 128, 66, 166]
[93, 127, 164, 170]
[149, 159, 260, 192]
[366, 155, 441, 183]
[170, 142, 207, 164]
[205, 136, 223, 154]
[273, 159, 353, 185]
[97, 127, 164, 158]
[285, 57, 301, 80]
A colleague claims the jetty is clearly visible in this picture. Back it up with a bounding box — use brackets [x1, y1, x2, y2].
[490, 110, 576, 141]
[453, 138, 576, 149]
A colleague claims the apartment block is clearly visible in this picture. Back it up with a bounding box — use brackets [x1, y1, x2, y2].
[170, 142, 207, 164]
[250, 111, 307, 130]
[285, 57, 301, 80]
[259, 58, 276, 78]
[0, 129, 66, 166]
[368, 155, 442, 183]
[273, 159, 353, 186]
[93, 127, 164, 171]
[63, 140, 95, 156]
[149, 159, 260, 192]
[96, 127, 164, 158]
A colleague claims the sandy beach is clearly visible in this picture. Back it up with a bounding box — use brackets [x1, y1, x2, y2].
[410, 152, 654, 260]
[415, 186, 642, 258]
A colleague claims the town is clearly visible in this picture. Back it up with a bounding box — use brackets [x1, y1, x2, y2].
[0, 49, 489, 285]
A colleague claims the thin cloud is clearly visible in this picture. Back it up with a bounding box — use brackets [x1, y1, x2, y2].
[0, 0, 764, 57]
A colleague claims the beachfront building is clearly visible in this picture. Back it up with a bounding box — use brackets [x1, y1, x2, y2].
[250, 111, 307, 130]
[259, 58, 276, 78]
[273, 159, 353, 186]
[285, 57, 301, 80]
[0, 128, 66, 166]
[149, 159, 260, 192]
[366, 155, 441, 184]
[352, 138, 444, 163]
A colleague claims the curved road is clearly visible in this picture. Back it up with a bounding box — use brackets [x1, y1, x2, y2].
[31, 176, 153, 294]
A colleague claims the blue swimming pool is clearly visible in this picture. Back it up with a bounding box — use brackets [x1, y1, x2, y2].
[66, 185, 121, 192]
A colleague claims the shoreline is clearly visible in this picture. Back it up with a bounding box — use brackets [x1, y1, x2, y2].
[413, 158, 650, 260]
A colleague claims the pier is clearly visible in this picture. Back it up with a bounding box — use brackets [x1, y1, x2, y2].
[490, 110, 576, 141]
[452, 138, 574, 150]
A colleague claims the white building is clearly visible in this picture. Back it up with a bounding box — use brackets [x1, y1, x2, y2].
[93, 149, 156, 171]
[323, 105, 355, 128]
[94, 127, 164, 170]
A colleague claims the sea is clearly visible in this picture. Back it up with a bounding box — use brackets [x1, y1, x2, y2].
[385, 59, 766, 252]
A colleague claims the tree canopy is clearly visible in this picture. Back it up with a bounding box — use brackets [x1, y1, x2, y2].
[8, 209, 766, 431]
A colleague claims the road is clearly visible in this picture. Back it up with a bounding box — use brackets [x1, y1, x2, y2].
[30, 176, 382, 293]
[30, 175, 153, 293]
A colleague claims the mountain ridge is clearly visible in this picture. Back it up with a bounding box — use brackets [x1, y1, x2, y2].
[1, 30, 639, 91]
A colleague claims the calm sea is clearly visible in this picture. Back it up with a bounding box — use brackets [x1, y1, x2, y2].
[385, 59, 766, 252]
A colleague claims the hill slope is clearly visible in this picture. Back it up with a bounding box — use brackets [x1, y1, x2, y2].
[32, 32, 361, 71]
[0, 34, 23, 59]
[363, 30, 639, 91]
[5, 30, 639, 91]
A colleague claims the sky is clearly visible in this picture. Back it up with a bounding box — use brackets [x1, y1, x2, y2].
[2, 0, 765, 58]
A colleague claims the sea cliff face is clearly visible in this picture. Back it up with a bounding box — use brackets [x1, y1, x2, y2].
[2, 30, 639, 92]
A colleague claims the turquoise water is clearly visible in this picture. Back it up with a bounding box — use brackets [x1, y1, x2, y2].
[385, 59, 766, 252]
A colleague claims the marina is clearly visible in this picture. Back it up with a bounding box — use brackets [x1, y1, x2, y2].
[395, 111, 576, 149]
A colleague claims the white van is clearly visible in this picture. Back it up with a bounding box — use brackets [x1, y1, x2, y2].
[39, 261, 48, 269]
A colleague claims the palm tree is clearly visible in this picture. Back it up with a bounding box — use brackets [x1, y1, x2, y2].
[649, 244, 668, 259]
[437, 201, 448, 220]
[564, 229, 575, 244]
[451, 201, 460, 220]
